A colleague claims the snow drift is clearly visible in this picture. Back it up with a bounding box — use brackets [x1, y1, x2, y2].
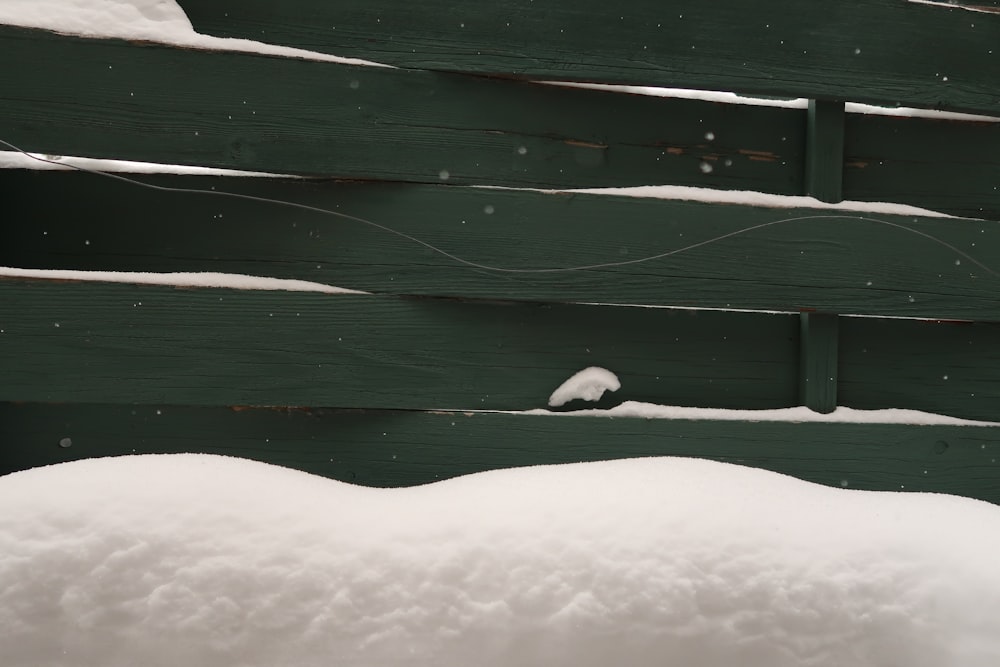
[547, 366, 621, 407]
[1, 454, 998, 667]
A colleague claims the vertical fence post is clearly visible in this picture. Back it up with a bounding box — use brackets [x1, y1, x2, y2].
[801, 99, 845, 413]
[805, 99, 846, 203]
[799, 313, 839, 414]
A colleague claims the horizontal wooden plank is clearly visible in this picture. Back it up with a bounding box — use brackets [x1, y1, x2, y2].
[0, 282, 800, 411]
[0, 25, 802, 192]
[2, 404, 998, 504]
[3, 27, 997, 218]
[844, 112, 1000, 220]
[3, 282, 1000, 420]
[5, 171, 1000, 320]
[840, 316, 1000, 421]
[179, 0, 1000, 116]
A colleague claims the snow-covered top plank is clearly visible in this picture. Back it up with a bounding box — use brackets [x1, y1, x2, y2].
[179, 0, 1000, 117]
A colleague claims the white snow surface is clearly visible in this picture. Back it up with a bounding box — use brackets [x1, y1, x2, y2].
[547, 83, 1000, 123]
[907, 0, 1000, 16]
[1, 454, 999, 667]
[548, 367, 621, 407]
[0, 267, 365, 294]
[558, 187, 959, 218]
[478, 184, 960, 218]
[527, 401, 1000, 426]
[0, 0, 387, 66]
[0, 150, 286, 177]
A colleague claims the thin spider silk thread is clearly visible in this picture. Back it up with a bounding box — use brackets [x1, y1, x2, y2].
[1, 138, 994, 277]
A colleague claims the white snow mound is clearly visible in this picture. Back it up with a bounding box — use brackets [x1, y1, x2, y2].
[548, 366, 621, 407]
[1, 454, 999, 667]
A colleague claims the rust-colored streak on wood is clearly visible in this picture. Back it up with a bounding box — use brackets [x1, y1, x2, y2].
[665, 147, 685, 155]
[0, 276, 86, 285]
[738, 149, 779, 162]
[564, 139, 608, 149]
[845, 159, 870, 168]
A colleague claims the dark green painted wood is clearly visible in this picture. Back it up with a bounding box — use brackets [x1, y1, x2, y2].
[844, 112, 1000, 220]
[0, 281, 800, 410]
[0, 25, 802, 192]
[5, 171, 1000, 319]
[3, 281, 1000, 420]
[3, 27, 997, 218]
[179, 0, 1000, 116]
[806, 101, 845, 203]
[3, 403, 999, 503]
[799, 313, 839, 414]
[840, 316, 1000, 422]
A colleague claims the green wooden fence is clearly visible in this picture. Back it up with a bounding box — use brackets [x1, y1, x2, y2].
[2, 2, 1000, 502]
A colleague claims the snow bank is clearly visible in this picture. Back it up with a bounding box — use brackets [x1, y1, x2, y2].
[547, 367, 621, 407]
[1, 454, 998, 667]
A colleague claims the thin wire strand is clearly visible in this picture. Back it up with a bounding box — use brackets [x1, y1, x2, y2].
[1, 138, 994, 277]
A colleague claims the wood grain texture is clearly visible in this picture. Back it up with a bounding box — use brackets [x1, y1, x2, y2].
[0, 281, 800, 411]
[0, 25, 802, 192]
[3, 403, 999, 504]
[843, 112, 1000, 220]
[178, 0, 1000, 116]
[5, 171, 1000, 319]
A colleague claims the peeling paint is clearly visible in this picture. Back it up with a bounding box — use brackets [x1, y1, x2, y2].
[564, 139, 608, 149]
[738, 149, 779, 162]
